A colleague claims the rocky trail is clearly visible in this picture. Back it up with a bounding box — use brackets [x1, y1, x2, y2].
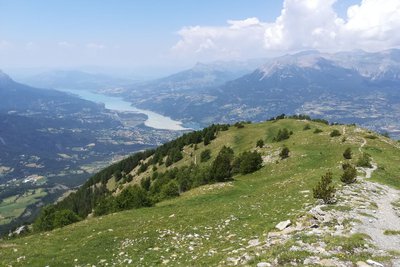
[226, 137, 400, 267]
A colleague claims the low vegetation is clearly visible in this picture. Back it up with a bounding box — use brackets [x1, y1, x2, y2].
[357, 153, 372, 168]
[1, 117, 400, 266]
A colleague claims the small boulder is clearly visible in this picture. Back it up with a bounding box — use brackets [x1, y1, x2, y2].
[356, 261, 371, 267]
[275, 220, 291, 231]
[257, 262, 271, 267]
[319, 258, 338, 266]
[247, 239, 260, 247]
[366, 259, 384, 267]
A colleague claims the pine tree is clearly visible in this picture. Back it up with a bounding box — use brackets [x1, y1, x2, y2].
[279, 146, 290, 159]
[340, 164, 357, 184]
[343, 147, 352, 159]
[313, 172, 336, 204]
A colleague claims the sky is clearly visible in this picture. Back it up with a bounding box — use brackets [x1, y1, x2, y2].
[1, 0, 399, 75]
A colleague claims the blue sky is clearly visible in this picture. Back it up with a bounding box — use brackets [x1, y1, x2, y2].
[0, 0, 398, 75]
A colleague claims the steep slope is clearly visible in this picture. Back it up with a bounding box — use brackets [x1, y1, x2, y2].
[1, 118, 400, 266]
[0, 70, 177, 235]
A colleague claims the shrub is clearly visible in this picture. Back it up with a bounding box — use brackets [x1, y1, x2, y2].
[165, 147, 183, 167]
[94, 197, 117, 216]
[279, 146, 290, 159]
[274, 128, 290, 142]
[137, 163, 148, 174]
[210, 146, 234, 182]
[256, 139, 264, 148]
[330, 129, 342, 137]
[341, 164, 357, 184]
[200, 149, 211, 162]
[314, 128, 323, 134]
[34, 206, 80, 231]
[238, 151, 263, 174]
[140, 177, 151, 191]
[357, 153, 372, 168]
[303, 124, 311, 130]
[160, 180, 180, 200]
[313, 172, 336, 204]
[343, 147, 352, 159]
[115, 185, 152, 210]
[234, 122, 244, 128]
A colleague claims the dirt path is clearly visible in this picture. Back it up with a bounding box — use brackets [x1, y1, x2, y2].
[352, 138, 400, 263]
[355, 182, 400, 251]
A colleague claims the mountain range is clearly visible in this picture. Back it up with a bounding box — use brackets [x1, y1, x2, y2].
[123, 49, 400, 139]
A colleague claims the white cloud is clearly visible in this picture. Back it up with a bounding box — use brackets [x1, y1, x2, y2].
[58, 41, 76, 48]
[172, 0, 400, 61]
[172, 18, 268, 61]
[86, 43, 106, 50]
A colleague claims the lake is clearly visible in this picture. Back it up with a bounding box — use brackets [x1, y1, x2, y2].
[57, 89, 189, 131]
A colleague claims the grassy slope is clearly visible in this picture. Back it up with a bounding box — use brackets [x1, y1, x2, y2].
[1, 119, 399, 266]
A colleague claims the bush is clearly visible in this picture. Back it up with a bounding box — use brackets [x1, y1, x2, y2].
[279, 146, 290, 159]
[274, 128, 290, 142]
[313, 172, 336, 204]
[341, 164, 357, 184]
[256, 139, 264, 148]
[115, 185, 152, 210]
[210, 146, 234, 182]
[165, 147, 183, 167]
[330, 129, 342, 137]
[314, 128, 323, 134]
[140, 177, 151, 191]
[34, 206, 80, 231]
[238, 151, 263, 174]
[234, 122, 244, 128]
[94, 197, 117, 216]
[200, 149, 211, 162]
[357, 153, 372, 168]
[160, 180, 180, 200]
[303, 124, 311, 130]
[343, 147, 352, 159]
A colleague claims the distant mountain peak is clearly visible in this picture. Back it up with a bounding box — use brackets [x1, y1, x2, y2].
[258, 54, 336, 79]
[0, 70, 14, 85]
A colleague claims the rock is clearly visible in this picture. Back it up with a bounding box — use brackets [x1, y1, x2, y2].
[319, 258, 337, 266]
[303, 256, 320, 265]
[248, 239, 260, 247]
[257, 262, 271, 267]
[366, 259, 384, 267]
[356, 261, 371, 267]
[275, 220, 291, 231]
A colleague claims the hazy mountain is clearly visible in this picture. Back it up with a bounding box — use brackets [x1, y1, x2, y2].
[17, 70, 136, 94]
[123, 50, 400, 138]
[128, 58, 267, 94]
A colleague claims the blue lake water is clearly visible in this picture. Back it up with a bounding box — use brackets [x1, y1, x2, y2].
[57, 89, 189, 131]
